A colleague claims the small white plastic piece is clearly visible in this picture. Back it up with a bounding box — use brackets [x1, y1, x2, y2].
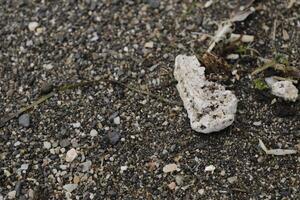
[174, 55, 238, 133]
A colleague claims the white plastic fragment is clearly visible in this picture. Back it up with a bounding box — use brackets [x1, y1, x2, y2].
[265, 77, 298, 102]
[174, 55, 238, 134]
[259, 139, 297, 156]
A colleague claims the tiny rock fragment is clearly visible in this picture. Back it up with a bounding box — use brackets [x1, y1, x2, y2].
[7, 191, 16, 200]
[227, 176, 238, 184]
[174, 55, 238, 133]
[144, 41, 154, 48]
[265, 77, 298, 102]
[163, 163, 178, 173]
[204, 165, 216, 172]
[28, 22, 39, 32]
[168, 182, 176, 190]
[204, 0, 213, 8]
[120, 165, 128, 173]
[66, 148, 78, 162]
[282, 30, 289, 41]
[108, 131, 121, 145]
[90, 129, 98, 137]
[18, 114, 30, 128]
[63, 184, 78, 193]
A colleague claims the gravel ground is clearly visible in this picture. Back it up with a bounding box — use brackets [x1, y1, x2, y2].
[0, 0, 299, 199]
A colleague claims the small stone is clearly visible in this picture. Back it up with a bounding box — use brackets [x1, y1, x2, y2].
[227, 176, 238, 184]
[90, 129, 98, 137]
[113, 116, 120, 125]
[81, 160, 92, 172]
[18, 114, 30, 127]
[168, 182, 176, 190]
[163, 163, 178, 173]
[147, 0, 160, 8]
[7, 191, 16, 199]
[220, 170, 226, 176]
[144, 41, 154, 48]
[282, 29, 289, 41]
[120, 165, 128, 173]
[72, 122, 81, 128]
[63, 184, 78, 193]
[43, 63, 54, 70]
[14, 141, 21, 146]
[40, 82, 53, 95]
[204, 165, 216, 172]
[253, 121, 262, 126]
[108, 131, 120, 145]
[175, 175, 184, 185]
[73, 176, 81, 184]
[28, 22, 39, 31]
[198, 189, 205, 195]
[66, 148, 78, 162]
[43, 141, 51, 149]
[20, 164, 29, 171]
[60, 139, 70, 148]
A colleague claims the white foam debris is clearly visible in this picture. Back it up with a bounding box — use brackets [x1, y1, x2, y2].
[265, 77, 298, 102]
[174, 55, 238, 133]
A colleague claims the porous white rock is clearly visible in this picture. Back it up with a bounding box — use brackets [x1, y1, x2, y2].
[265, 77, 298, 102]
[174, 55, 238, 133]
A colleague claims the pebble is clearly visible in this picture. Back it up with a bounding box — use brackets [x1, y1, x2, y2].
[43, 63, 54, 70]
[147, 0, 160, 8]
[113, 116, 120, 125]
[227, 176, 238, 184]
[63, 184, 78, 193]
[7, 191, 16, 199]
[66, 148, 78, 162]
[40, 82, 53, 95]
[18, 114, 30, 127]
[120, 165, 128, 173]
[175, 175, 184, 185]
[20, 164, 29, 171]
[108, 131, 120, 145]
[198, 189, 205, 195]
[60, 139, 70, 148]
[204, 165, 216, 172]
[253, 121, 262, 126]
[14, 141, 21, 147]
[43, 141, 51, 149]
[81, 160, 92, 172]
[28, 22, 39, 31]
[167, 182, 176, 190]
[72, 122, 81, 128]
[144, 41, 154, 48]
[90, 129, 98, 137]
[163, 163, 178, 173]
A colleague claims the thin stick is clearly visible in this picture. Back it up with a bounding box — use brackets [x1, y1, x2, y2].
[111, 80, 182, 106]
[0, 79, 182, 128]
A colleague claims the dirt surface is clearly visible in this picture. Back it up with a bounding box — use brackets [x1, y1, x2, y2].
[0, 0, 299, 199]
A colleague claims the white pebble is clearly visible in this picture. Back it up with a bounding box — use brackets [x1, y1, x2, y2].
[43, 141, 52, 149]
[28, 22, 39, 32]
[113, 116, 120, 125]
[66, 148, 78, 162]
[90, 129, 98, 137]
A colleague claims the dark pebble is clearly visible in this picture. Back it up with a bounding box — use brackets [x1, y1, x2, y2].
[40, 82, 53, 95]
[18, 114, 30, 127]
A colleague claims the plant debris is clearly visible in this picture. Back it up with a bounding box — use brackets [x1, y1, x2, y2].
[259, 139, 297, 156]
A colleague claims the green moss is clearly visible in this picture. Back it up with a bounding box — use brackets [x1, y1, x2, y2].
[253, 79, 269, 90]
